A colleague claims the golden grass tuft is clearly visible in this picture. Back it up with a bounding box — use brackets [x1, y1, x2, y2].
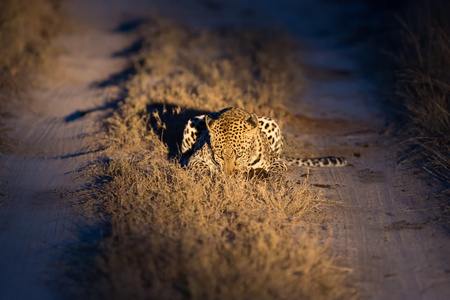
[130, 19, 302, 115]
[0, 0, 64, 151]
[0, 0, 64, 90]
[81, 17, 354, 300]
[87, 158, 351, 300]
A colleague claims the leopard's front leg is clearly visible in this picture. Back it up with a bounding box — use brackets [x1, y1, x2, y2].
[187, 143, 220, 175]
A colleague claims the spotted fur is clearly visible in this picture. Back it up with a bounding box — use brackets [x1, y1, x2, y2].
[181, 107, 347, 176]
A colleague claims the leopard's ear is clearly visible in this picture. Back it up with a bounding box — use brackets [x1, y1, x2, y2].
[246, 113, 259, 130]
[205, 115, 216, 132]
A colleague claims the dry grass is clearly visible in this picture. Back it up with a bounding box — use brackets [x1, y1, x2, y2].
[80, 17, 354, 300]
[0, 0, 65, 150]
[0, 0, 64, 90]
[86, 157, 351, 300]
[131, 19, 302, 113]
[395, 0, 450, 182]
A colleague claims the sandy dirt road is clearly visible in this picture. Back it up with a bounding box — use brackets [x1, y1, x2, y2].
[0, 1, 142, 298]
[0, 0, 449, 299]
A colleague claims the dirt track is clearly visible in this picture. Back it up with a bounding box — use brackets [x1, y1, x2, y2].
[0, 0, 449, 299]
[0, 1, 134, 298]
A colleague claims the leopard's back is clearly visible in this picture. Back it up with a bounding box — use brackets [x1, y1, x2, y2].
[181, 110, 284, 158]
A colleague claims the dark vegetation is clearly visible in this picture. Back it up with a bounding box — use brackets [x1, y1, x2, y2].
[364, 0, 450, 228]
[394, 0, 450, 184]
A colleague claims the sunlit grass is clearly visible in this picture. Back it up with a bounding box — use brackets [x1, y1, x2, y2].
[0, 0, 64, 90]
[0, 0, 64, 150]
[81, 17, 355, 300]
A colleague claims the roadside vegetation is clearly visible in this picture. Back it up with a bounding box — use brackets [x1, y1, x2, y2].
[80, 17, 354, 300]
[0, 0, 64, 150]
[0, 0, 64, 90]
[394, 1, 450, 221]
[395, 0, 450, 182]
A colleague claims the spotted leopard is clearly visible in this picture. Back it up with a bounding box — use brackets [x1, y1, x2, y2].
[181, 107, 347, 176]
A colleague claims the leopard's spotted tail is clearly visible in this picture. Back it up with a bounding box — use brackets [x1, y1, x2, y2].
[283, 156, 348, 167]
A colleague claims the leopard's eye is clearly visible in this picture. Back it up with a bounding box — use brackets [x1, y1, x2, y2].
[236, 151, 243, 158]
[214, 152, 223, 162]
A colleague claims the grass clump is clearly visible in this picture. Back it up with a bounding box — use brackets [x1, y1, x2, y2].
[81, 17, 354, 300]
[396, 0, 450, 181]
[131, 18, 302, 114]
[0, 0, 64, 90]
[0, 0, 64, 151]
[89, 156, 350, 300]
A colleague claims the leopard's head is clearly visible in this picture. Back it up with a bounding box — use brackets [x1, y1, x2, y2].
[206, 107, 259, 175]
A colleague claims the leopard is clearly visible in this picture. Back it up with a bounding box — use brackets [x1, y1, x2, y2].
[181, 107, 347, 177]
